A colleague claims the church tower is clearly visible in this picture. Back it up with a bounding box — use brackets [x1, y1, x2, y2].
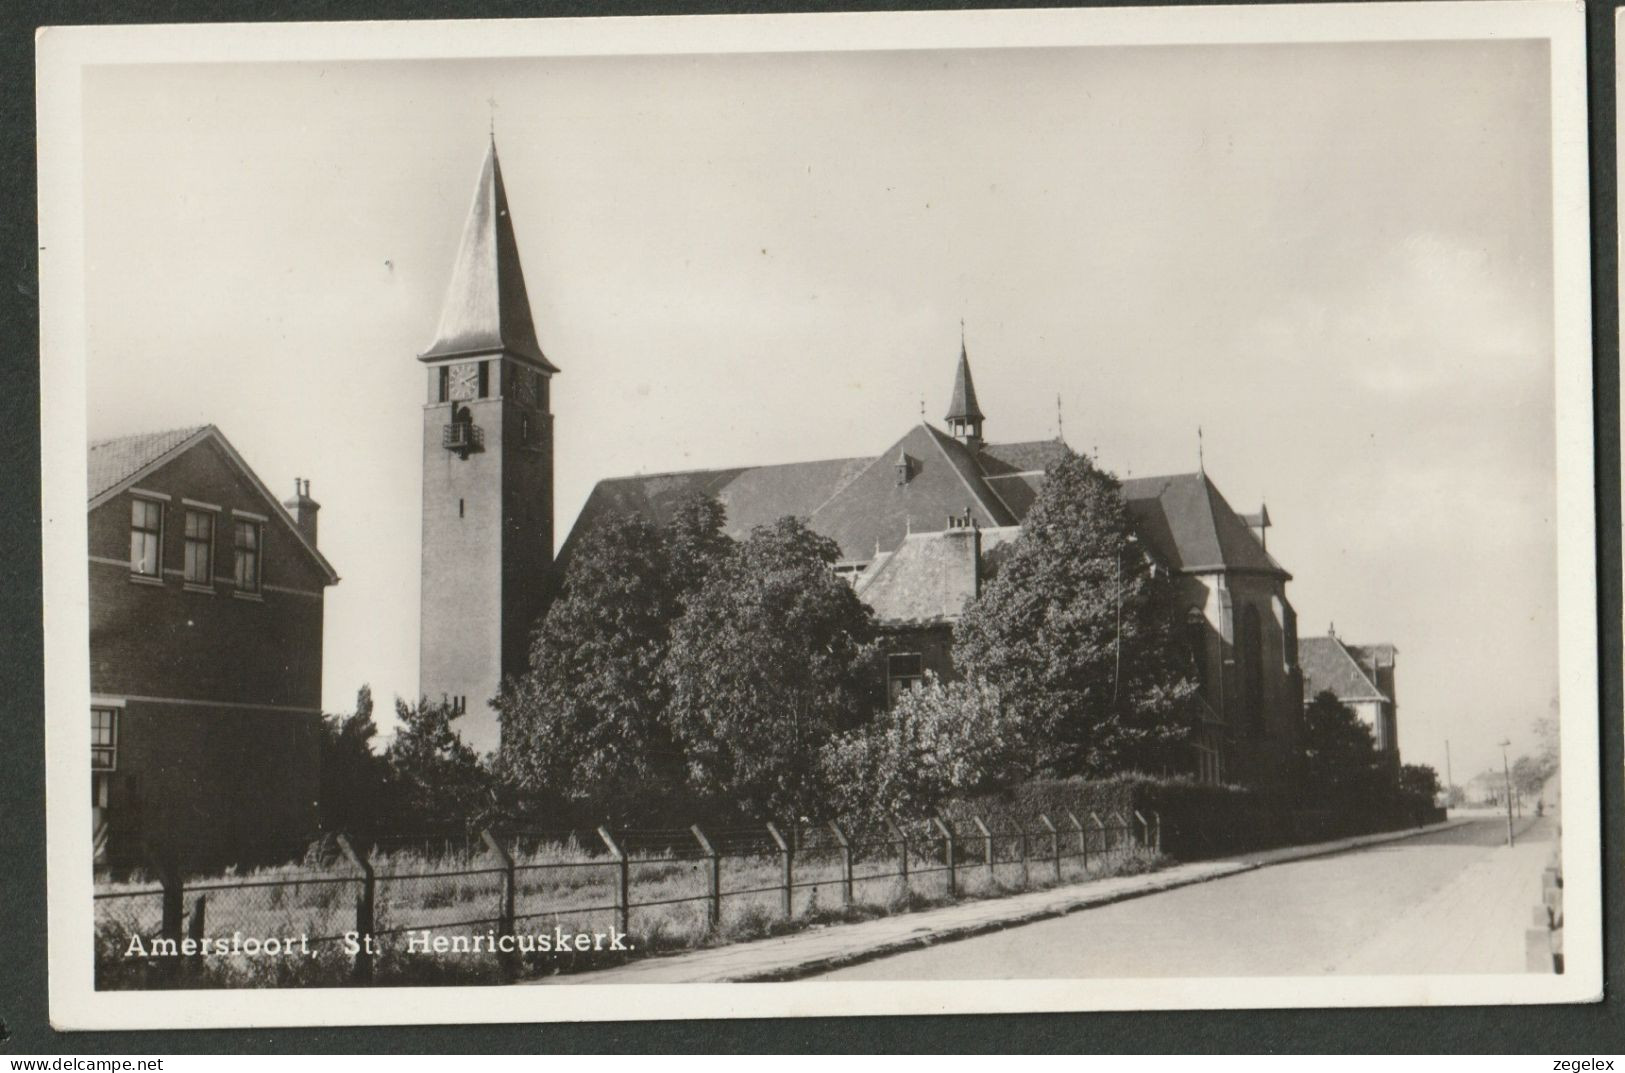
[418, 140, 558, 755]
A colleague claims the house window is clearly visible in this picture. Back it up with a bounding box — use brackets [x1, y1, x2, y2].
[183, 510, 214, 584]
[887, 653, 925, 706]
[233, 520, 261, 592]
[92, 707, 118, 772]
[129, 499, 162, 577]
[437, 366, 450, 403]
[520, 414, 532, 447]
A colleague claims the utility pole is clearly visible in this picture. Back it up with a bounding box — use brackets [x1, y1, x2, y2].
[1498, 739, 1515, 847]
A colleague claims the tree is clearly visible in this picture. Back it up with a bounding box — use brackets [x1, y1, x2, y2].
[1510, 754, 1552, 799]
[316, 685, 390, 838]
[663, 492, 733, 598]
[1397, 762, 1442, 803]
[384, 697, 494, 832]
[821, 675, 1030, 827]
[497, 512, 687, 804]
[952, 450, 1196, 777]
[1299, 690, 1386, 806]
[495, 496, 732, 822]
[665, 516, 881, 820]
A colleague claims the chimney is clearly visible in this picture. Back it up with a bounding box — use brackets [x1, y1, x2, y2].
[283, 478, 321, 546]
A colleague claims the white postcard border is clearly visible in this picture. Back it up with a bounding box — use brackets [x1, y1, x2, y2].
[37, 1, 1601, 1030]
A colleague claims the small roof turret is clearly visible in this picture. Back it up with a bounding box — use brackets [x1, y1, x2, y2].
[945, 337, 984, 424]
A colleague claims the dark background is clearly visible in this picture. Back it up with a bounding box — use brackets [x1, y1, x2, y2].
[1, 0, 1618, 1054]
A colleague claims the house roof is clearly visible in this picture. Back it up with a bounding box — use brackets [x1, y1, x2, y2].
[855, 527, 983, 626]
[88, 425, 209, 502]
[1299, 635, 1388, 704]
[87, 424, 339, 586]
[419, 141, 558, 373]
[1348, 642, 1397, 669]
[1120, 471, 1289, 578]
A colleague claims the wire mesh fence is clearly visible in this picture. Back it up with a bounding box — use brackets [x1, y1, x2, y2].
[93, 807, 1159, 988]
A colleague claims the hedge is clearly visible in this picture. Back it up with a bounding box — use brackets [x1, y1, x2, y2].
[950, 774, 1437, 861]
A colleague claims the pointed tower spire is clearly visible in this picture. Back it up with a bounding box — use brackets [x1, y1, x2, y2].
[420, 141, 558, 372]
[945, 326, 985, 448]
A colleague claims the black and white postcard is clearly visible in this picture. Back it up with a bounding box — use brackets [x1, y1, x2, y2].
[36, 2, 1600, 1030]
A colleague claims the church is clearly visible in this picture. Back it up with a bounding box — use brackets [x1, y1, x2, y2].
[417, 142, 1305, 789]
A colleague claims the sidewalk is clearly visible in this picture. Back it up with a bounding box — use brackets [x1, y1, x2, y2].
[1334, 815, 1555, 974]
[536, 817, 1473, 985]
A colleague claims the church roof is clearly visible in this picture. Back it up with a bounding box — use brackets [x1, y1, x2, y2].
[419, 142, 558, 372]
[945, 343, 985, 423]
[562, 423, 1284, 592]
[1300, 635, 1389, 704]
[1120, 471, 1289, 578]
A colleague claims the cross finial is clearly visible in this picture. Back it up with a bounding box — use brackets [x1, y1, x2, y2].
[1197, 425, 1205, 473]
[487, 96, 498, 140]
[1056, 393, 1065, 442]
[920, 393, 926, 419]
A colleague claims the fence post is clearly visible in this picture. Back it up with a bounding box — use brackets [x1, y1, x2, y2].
[1152, 810, 1163, 854]
[885, 816, 910, 896]
[1090, 812, 1108, 862]
[144, 839, 181, 911]
[930, 816, 956, 897]
[691, 825, 722, 929]
[766, 822, 793, 919]
[1039, 814, 1062, 882]
[829, 821, 854, 909]
[185, 893, 206, 979]
[481, 830, 517, 976]
[1017, 821, 1030, 887]
[1066, 810, 1088, 871]
[972, 815, 995, 883]
[1113, 811, 1131, 856]
[1133, 810, 1150, 851]
[597, 827, 630, 937]
[336, 834, 374, 985]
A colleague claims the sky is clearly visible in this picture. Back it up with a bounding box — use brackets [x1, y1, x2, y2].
[81, 39, 1558, 782]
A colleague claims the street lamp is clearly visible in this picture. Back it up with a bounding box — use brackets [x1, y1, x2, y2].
[1498, 739, 1515, 847]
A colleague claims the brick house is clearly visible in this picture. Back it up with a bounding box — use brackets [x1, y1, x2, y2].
[88, 425, 338, 870]
[1299, 629, 1400, 775]
[558, 346, 1304, 789]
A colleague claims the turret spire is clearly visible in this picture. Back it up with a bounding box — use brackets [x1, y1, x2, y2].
[945, 326, 985, 447]
[419, 141, 558, 372]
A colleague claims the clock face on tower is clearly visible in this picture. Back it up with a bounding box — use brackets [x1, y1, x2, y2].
[447, 363, 479, 401]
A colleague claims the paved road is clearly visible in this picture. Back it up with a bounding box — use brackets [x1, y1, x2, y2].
[817, 815, 1554, 980]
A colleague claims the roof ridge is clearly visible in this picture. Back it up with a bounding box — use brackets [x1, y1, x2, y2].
[89, 423, 209, 451]
[919, 422, 1014, 526]
[595, 454, 870, 487]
